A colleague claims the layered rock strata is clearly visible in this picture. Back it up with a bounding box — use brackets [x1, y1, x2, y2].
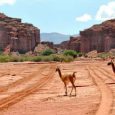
[0, 13, 40, 53]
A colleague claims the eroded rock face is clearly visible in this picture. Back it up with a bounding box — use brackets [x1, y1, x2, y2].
[58, 19, 115, 53]
[68, 36, 81, 51]
[41, 41, 54, 49]
[0, 13, 40, 53]
[56, 36, 81, 52]
[58, 40, 69, 49]
[80, 19, 115, 52]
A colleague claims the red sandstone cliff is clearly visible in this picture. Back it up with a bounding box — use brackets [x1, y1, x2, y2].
[0, 13, 40, 53]
[80, 19, 115, 52]
[68, 36, 81, 51]
[58, 19, 115, 53]
[56, 36, 81, 52]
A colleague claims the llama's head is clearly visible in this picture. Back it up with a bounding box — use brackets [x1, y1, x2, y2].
[107, 59, 114, 66]
[56, 66, 60, 72]
[108, 62, 112, 65]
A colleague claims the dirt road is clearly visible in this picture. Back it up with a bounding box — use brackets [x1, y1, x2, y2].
[0, 61, 115, 115]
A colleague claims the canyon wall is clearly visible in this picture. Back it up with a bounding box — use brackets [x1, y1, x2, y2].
[0, 13, 40, 53]
[58, 19, 115, 53]
[80, 20, 115, 52]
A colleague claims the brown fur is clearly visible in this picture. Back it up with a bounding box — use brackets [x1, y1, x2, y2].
[107, 59, 115, 74]
[56, 67, 77, 96]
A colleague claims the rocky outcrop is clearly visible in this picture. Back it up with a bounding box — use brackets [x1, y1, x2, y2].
[57, 40, 69, 49]
[34, 44, 51, 53]
[0, 13, 40, 53]
[41, 41, 54, 49]
[56, 36, 81, 52]
[67, 36, 81, 51]
[80, 19, 115, 52]
[58, 19, 115, 53]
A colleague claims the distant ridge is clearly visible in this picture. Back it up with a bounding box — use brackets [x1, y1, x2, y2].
[40, 32, 70, 44]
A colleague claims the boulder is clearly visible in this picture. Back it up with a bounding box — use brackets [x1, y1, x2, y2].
[86, 50, 98, 58]
[34, 44, 50, 53]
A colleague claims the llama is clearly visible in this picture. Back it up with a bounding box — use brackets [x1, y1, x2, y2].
[56, 67, 77, 96]
[107, 59, 115, 73]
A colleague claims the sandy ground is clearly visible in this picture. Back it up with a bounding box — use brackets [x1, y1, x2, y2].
[0, 60, 114, 115]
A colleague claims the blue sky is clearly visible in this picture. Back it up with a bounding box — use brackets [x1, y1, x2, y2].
[0, 0, 115, 35]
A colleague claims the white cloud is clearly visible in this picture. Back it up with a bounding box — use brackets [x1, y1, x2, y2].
[96, 1, 115, 21]
[0, 0, 16, 6]
[76, 14, 92, 22]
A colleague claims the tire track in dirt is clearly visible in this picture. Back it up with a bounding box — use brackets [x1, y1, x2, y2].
[0, 65, 27, 78]
[98, 67, 115, 81]
[99, 67, 114, 75]
[87, 66, 113, 115]
[0, 65, 48, 92]
[0, 64, 57, 110]
[0, 64, 35, 91]
[93, 66, 115, 84]
[92, 66, 115, 114]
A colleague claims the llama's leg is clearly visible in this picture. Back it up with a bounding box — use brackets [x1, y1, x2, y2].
[70, 85, 76, 96]
[74, 85, 76, 96]
[64, 83, 67, 96]
[70, 86, 74, 96]
[70, 80, 76, 96]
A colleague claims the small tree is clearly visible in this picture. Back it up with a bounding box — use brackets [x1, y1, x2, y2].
[41, 49, 54, 56]
[63, 50, 77, 58]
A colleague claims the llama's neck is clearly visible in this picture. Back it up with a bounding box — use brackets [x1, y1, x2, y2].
[57, 69, 63, 79]
[73, 72, 76, 77]
[111, 63, 115, 73]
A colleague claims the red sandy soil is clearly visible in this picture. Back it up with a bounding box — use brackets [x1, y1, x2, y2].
[0, 60, 114, 115]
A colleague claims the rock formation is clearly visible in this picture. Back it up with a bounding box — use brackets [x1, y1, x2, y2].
[0, 13, 40, 53]
[41, 41, 54, 49]
[80, 19, 115, 52]
[1, 12, 115, 53]
[57, 40, 69, 49]
[56, 36, 81, 52]
[68, 36, 81, 51]
[34, 44, 51, 53]
[58, 19, 115, 53]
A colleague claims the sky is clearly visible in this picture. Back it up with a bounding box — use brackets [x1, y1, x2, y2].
[0, 0, 115, 35]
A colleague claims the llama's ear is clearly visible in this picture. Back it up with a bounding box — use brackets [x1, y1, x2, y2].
[111, 58, 113, 62]
[111, 58, 114, 62]
[56, 66, 59, 69]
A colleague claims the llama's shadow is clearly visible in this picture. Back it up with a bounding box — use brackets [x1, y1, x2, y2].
[57, 95, 67, 97]
[57, 94, 76, 98]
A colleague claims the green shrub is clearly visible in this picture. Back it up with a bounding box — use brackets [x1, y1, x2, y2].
[41, 56, 53, 62]
[32, 56, 42, 62]
[0, 53, 74, 63]
[10, 56, 20, 62]
[41, 49, 54, 56]
[9, 55, 34, 62]
[98, 53, 111, 59]
[51, 54, 74, 62]
[0, 55, 11, 62]
[76, 52, 84, 57]
[18, 50, 27, 54]
[63, 55, 74, 62]
[63, 50, 77, 58]
[51, 54, 63, 62]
